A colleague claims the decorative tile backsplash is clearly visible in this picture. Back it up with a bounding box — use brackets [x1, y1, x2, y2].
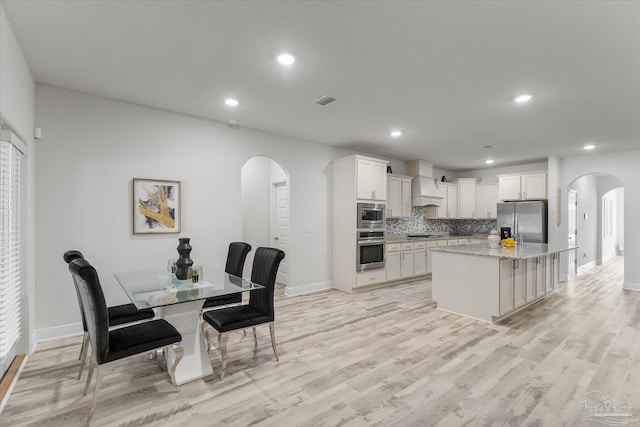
[387, 207, 497, 236]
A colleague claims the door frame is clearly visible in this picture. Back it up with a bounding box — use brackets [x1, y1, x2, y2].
[270, 178, 289, 285]
[567, 188, 578, 279]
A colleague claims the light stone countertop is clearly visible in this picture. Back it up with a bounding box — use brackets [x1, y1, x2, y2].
[385, 234, 482, 243]
[430, 242, 579, 259]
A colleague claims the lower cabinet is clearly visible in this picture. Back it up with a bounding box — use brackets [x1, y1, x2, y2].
[386, 241, 430, 282]
[356, 269, 387, 287]
[400, 244, 415, 279]
[500, 255, 557, 317]
[426, 241, 437, 274]
[414, 242, 427, 276]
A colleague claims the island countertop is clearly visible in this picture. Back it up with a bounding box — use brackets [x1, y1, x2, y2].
[430, 242, 578, 259]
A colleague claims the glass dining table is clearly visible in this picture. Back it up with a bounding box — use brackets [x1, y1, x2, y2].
[114, 266, 263, 385]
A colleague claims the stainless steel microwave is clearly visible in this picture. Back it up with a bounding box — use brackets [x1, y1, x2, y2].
[357, 203, 386, 229]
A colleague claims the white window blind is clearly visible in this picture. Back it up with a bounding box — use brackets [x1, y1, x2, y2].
[0, 132, 22, 363]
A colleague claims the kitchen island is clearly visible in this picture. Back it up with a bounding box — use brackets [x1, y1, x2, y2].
[431, 243, 578, 322]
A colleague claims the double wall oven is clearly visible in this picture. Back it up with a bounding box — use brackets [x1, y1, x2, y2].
[356, 203, 386, 271]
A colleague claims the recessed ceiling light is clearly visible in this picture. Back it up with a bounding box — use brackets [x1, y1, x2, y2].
[514, 94, 533, 103]
[485, 159, 495, 164]
[390, 130, 402, 138]
[584, 144, 596, 150]
[277, 54, 295, 65]
[225, 98, 239, 107]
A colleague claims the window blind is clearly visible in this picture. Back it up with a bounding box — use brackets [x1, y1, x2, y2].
[0, 133, 22, 363]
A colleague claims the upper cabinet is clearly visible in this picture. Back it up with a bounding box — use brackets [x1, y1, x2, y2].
[498, 172, 547, 201]
[387, 174, 412, 218]
[356, 157, 388, 201]
[476, 184, 499, 218]
[442, 182, 458, 218]
[457, 178, 480, 219]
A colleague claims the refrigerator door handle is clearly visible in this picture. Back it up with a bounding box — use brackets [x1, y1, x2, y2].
[514, 212, 518, 237]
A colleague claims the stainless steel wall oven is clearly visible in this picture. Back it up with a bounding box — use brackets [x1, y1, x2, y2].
[357, 231, 385, 271]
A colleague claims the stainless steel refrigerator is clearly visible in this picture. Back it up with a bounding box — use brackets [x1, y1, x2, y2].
[497, 200, 548, 243]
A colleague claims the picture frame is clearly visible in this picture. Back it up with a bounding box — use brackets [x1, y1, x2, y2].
[132, 178, 181, 234]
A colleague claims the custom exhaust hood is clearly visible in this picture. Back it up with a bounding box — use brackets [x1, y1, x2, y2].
[406, 160, 443, 207]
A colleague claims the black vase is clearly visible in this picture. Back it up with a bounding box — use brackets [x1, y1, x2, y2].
[175, 238, 193, 280]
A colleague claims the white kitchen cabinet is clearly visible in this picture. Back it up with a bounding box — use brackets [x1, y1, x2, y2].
[524, 258, 536, 303]
[499, 259, 515, 315]
[447, 239, 458, 246]
[387, 174, 412, 218]
[513, 261, 526, 308]
[400, 243, 415, 279]
[356, 269, 387, 287]
[444, 183, 458, 218]
[458, 178, 479, 219]
[535, 256, 545, 298]
[522, 173, 547, 200]
[498, 172, 547, 201]
[385, 250, 401, 282]
[546, 253, 560, 292]
[414, 242, 427, 276]
[476, 184, 499, 218]
[356, 157, 387, 201]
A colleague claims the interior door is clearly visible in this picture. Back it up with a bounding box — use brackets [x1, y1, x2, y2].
[567, 189, 577, 276]
[271, 180, 289, 285]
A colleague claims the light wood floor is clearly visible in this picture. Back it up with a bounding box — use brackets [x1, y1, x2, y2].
[2, 257, 638, 426]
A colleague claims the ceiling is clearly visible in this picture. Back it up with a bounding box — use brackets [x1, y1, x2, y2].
[3, 0, 639, 171]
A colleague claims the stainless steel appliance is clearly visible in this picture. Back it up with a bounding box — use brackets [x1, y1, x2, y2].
[357, 230, 385, 271]
[357, 203, 386, 229]
[497, 200, 548, 243]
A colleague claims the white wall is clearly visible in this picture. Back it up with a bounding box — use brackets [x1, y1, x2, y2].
[616, 188, 624, 254]
[556, 149, 640, 290]
[34, 84, 402, 339]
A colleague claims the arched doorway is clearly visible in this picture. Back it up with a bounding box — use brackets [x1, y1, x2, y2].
[567, 173, 624, 278]
[240, 156, 290, 286]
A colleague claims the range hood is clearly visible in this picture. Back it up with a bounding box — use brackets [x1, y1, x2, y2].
[406, 160, 443, 207]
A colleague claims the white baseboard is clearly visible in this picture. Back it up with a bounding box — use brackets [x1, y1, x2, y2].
[35, 322, 83, 343]
[284, 281, 331, 297]
[623, 281, 640, 291]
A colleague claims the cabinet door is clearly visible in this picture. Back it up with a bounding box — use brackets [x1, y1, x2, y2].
[487, 185, 499, 218]
[437, 183, 448, 218]
[499, 176, 521, 201]
[401, 178, 412, 218]
[447, 185, 458, 218]
[356, 159, 374, 200]
[522, 173, 546, 199]
[525, 258, 536, 302]
[387, 176, 402, 218]
[513, 261, 526, 308]
[400, 250, 414, 278]
[371, 162, 387, 201]
[476, 185, 489, 219]
[414, 249, 426, 276]
[458, 180, 476, 218]
[536, 256, 545, 297]
[546, 253, 559, 292]
[386, 251, 401, 282]
[499, 259, 515, 315]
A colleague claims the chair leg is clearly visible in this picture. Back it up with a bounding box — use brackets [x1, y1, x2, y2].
[85, 365, 104, 425]
[269, 322, 279, 362]
[218, 333, 229, 380]
[78, 331, 88, 360]
[252, 327, 258, 349]
[83, 357, 96, 396]
[168, 344, 184, 387]
[200, 319, 212, 354]
[77, 332, 90, 380]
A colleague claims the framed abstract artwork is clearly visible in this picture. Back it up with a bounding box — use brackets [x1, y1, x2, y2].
[132, 178, 181, 234]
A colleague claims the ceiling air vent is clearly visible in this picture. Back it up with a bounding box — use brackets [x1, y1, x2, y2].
[482, 144, 497, 150]
[314, 96, 337, 106]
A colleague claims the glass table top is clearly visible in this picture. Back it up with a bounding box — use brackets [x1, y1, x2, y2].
[114, 265, 263, 309]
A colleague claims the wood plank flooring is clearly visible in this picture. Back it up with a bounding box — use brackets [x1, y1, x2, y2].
[2, 257, 638, 426]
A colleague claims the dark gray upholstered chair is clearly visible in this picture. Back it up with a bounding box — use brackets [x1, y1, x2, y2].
[201, 242, 252, 310]
[201, 247, 285, 379]
[63, 250, 155, 380]
[69, 258, 184, 424]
